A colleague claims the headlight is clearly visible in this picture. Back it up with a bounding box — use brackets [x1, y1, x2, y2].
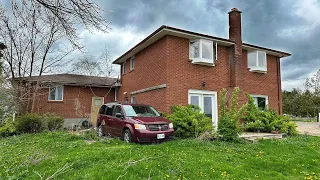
[134, 124, 146, 130]
[169, 123, 173, 129]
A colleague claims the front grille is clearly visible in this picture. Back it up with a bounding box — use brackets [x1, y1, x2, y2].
[148, 124, 169, 131]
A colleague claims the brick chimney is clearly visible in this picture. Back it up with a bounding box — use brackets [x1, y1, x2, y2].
[228, 8, 242, 88]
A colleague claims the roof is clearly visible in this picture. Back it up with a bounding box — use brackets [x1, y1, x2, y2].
[113, 25, 290, 64]
[14, 74, 120, 87]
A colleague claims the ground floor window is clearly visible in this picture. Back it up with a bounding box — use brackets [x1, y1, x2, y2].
[131, 96, 136, 103]
[250, 95, 268, 110]
[188, 90, 218, 130]
[48, 86, 63, 101]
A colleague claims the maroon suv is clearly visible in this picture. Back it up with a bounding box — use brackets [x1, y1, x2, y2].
[96, 102, 174, 143]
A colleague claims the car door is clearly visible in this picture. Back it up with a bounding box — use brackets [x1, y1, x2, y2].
[103, 105, 114, 135]
[112, 105, 124, 137]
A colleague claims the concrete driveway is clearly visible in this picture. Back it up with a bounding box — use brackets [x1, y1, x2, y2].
[296, 122, 320, 136]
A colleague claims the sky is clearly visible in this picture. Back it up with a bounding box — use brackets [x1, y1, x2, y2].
[4, 0, 319, 90]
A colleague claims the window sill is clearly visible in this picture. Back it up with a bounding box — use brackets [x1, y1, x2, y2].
[129, 69, 135, 73]
[190, 58, 215, 66]
[47, 100, 64, 103]
[122, 73, 126, 76]
[249, 67, 267, 74]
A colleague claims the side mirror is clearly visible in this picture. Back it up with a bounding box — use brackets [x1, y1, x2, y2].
[159, 112, 163, 116]
[115, 113, 123, 119]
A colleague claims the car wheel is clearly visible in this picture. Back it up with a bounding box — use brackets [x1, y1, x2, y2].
[123, 129, 131, 143]
[97, 125, 104, 137]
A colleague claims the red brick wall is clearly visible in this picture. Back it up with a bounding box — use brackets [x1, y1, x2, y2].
[118, 35, 282, 114]
[239, 50, 282, 113]
[118, 36, 168, 113]
[33, 86, 115, 118]
[166, 35, 231, 112]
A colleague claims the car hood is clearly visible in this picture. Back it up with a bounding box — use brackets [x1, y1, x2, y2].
[129, 116, 170, 124]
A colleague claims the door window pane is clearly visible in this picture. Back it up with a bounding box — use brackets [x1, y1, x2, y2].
[94, 98, 102, 106]
[203, 96, 212, 118]
[99, 105, 106, 114]
[113, 106, 123, 116]
[105, 105, 114, 116]
[190, 95, 200, 106]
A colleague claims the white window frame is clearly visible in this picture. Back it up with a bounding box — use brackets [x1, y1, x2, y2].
[188, 89, 218, 131]
[48, 86, 64, 101]
[250, 94, 268, 109]
[130, 57, 134, 70]
[248, 50, 267, 73]
[131, 96, 136, 103]
[122, 62, 126, 74]
[189, 39, 217, 66]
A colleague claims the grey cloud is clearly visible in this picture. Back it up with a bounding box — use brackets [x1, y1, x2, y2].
[88, 0, 320, 89]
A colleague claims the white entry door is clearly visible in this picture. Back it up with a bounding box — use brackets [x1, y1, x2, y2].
[188, 90, 218, 130]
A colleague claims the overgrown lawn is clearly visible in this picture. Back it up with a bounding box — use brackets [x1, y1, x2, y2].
[0, 132, 319, 179]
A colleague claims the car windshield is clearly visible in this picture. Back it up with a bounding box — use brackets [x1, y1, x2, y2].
[122, 105, 160, 117]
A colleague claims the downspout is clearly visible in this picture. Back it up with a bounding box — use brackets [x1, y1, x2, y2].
[277, 57, 281, 114]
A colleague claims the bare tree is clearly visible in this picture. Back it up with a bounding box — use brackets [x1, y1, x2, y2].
[70, 47, 116, 77]
[100, 47, 116, 77]
[0, 0, 111, 114]
[32, 0, 111, 48]
[71, 57, 101, 76]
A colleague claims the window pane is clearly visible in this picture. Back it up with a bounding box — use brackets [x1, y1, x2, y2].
[130, 58, 134, 69]
[258, 52, 266, 67]
[99, 105, 106, 114]
[190, 95, 200, 106]
[94, 99, 102, 106]
[123, 105, 159, 117]
[190, 41, 199, 58]
[257, 97, 266, 110]
[122, 62, 126, 74]
[203, 96, 212, 118]
[56, 86, 63, 100]
[49, 87, 56, 100]
[113, 106, 123, 116]
[105, 106, 114, 116]
[131, 96, 136, 103]
[123, 105, 138, 117]
[202, 40, 212, 59]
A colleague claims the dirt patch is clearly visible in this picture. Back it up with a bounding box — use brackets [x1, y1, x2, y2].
[296, 122, 320, 136]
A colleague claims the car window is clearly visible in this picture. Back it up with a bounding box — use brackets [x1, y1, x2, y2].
[122, 105, 160, 117]
[98, 105, 106, 115]
[113, 106, 123, 117]
[105, 105, 114, 116]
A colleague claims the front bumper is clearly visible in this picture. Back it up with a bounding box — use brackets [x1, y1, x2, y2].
[133, 129, 175, 143]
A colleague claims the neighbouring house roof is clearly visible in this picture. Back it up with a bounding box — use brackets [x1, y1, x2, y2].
[113, 25, 291, 64]
[13, 74, 120, 87]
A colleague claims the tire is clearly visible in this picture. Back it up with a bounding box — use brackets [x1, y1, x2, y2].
[123, 129, 132, 143]
[97, 125, 104, 137]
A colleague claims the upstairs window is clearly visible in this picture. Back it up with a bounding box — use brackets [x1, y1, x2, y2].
[48, 86, 63, 101]
[122, 62, 126, 74]
[248, 50, 267, 73]
[130, 57, 134, 70]
[251, 95, 268, 110]
[189, 39, 217, 66]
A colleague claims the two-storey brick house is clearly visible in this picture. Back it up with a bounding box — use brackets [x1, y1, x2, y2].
[113, 8, 290, 127]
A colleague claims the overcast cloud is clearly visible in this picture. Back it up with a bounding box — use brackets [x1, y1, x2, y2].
[78, 0, 320, 90]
